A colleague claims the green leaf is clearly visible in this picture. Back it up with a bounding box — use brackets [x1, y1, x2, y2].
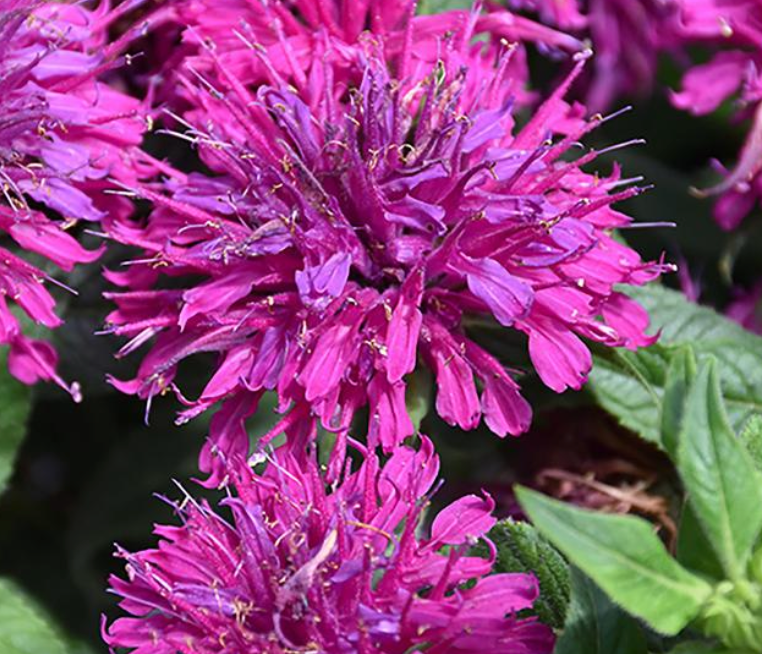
[418, 0, 473, 12]
[676, 500, 725, 581]
[589, 285, 762, 445]
[63, 642, 96, 654]
[554, 568, 647, 654]
[668, 643, 755, 654]
[517, 487, 713, 635]
[676, 359, 762, 580]
[405, 367, 432, 431]
[0, 578, 69, 654]
[661, 346, 698, 458]
[0, 351, 33, 494]
[588, 343, 670, 444]
[739, 415, 762, 472]
[484, 519, 570, 629]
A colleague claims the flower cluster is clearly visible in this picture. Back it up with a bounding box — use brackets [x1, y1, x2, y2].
[0, 0, 150, 397]
[103, 15, 666, 483]
[0, 3, 686, 652]
[105, 436, 554, 654]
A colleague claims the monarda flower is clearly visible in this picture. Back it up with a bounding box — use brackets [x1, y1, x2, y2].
[678, 262, 762, 335]
[152, 0, 581, 104]
[0, 0, 151, 396]
[726, 280, 762, 334]
[671, 0, 762, 230]
[105, 36, 666, 483]
[104, 436, 554, 654]
[498, 0, 680, 111]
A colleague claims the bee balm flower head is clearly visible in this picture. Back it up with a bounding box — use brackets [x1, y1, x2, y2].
[106, 39, 667, 483]
[105, 436, 554, 654]
[0, 0, 150, 395]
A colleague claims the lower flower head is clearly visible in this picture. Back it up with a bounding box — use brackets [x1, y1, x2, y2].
[105, 435, 554, 653]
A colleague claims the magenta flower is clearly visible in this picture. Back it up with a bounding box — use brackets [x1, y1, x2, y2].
[500, 0, 680, 111]
[502, 0, 588, 29]
[670, 0, 762, 230]
[672, 0, 758, 38]
[678, 261, 762, 335]
[105, 32, 666, 483]
[0, 0, 151, 396]
[159, 0, 581, 101]
[104, 435, 554, 654]
[726, 280, 762, 334]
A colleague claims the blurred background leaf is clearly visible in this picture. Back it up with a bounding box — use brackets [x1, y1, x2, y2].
[0, 354, 32, 494]
[419, 0, 473, 12]
[0, 578, 93, 654]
